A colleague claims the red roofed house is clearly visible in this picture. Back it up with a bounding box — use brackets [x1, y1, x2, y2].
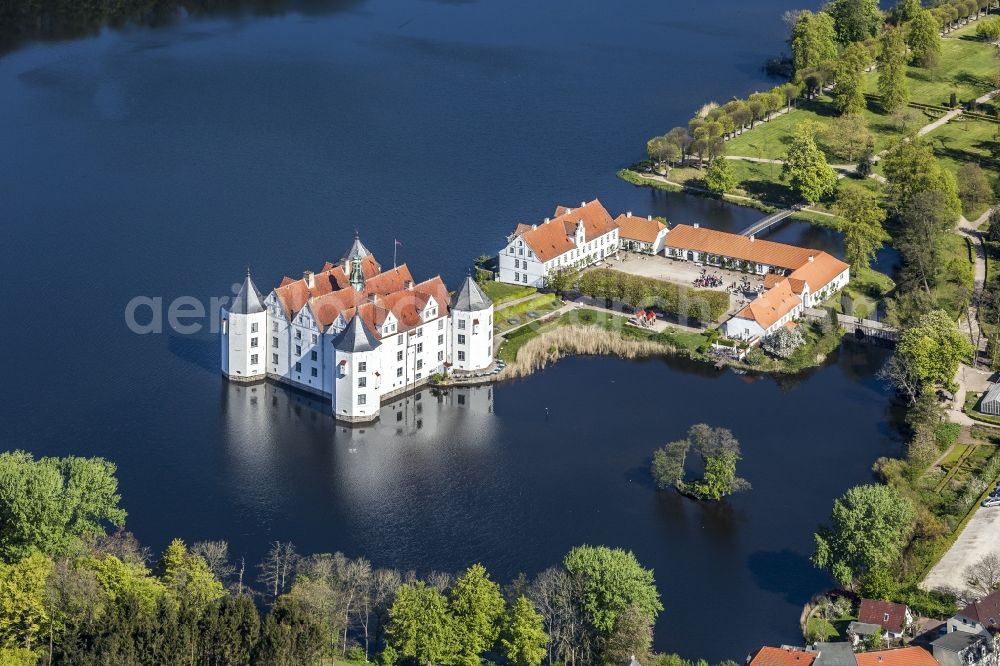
[616, 212, 668, 255]
[748, 646, 816, 666]
[947, 589, 1000, 639]
[498, 199, 620, 287]
[857, 599, 913, 640]
[855, 647, 940, 666]
[725, 278, 804, 340]
[221, 234, 496, 423]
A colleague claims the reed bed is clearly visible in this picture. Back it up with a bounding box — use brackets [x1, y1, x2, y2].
[502, 325, 672, 378]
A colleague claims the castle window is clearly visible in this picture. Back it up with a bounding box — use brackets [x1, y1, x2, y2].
[438, 319, 444, 330]
[398, 336, 404, 345]
[311, 368, 318, 377]
[222, 320, 228, 335]
[250, 354, 258, 365]
[416, 360, 423, 370]
[311, 351, 317, 362]
[295, 345, 301, 356]
[397, 351, 403, 362]
[458, 351, 465, 362]
[358, 361, 367, 372]
[272, 337, 278, 348]
[438, 334, 444, 345]
[396, 367, 403, 377]
[417, 343, 423, 353]
[272, 353, 278, 364]
[416, 327, 423, 337]
[458, 319, 466, 330]
[458, 335, 466, 345]
[311, 334, 317, 343]
[437, 351, 444, 362]
[250, 337, 258, 348]
[295, 362, 301, 372]
[358, 394, 366, 405]
[272, 322, 278, 332]
[251, 322, 258, 333]
[295, 329, 301, 340]
[358, 377, 366, 388]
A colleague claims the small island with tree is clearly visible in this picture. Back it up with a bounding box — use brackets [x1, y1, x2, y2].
[651, 424, 752, 501]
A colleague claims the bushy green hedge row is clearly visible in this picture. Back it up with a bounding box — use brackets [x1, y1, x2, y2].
[578, 269, 729, 323]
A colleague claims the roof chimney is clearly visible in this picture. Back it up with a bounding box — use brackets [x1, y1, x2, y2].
[693, 223, 700, 228]
[544, 217, 550, 223]
[532, 224, 537, 230]
[405, 280, 414, 290]
[303, 271, 315, 289]
[369, 292, 380, 305]
[626, 211, 632, 217]
[648, 215, 652, 221]
[808, 255, 814, 262]
[581, 201, 586, 207]
[749, 235, 755, 242]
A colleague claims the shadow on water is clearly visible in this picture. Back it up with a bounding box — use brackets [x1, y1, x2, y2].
[168, 332, 219, 374]
[748, 549, 829, 605]
[0, 0, 367, 55]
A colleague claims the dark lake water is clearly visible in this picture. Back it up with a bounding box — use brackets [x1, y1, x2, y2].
[0, 0, 903, 660]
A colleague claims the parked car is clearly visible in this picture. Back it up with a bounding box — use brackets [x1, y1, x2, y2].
[983, 496, 1000, 508]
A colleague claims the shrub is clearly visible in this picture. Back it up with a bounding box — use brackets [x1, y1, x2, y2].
[761, 326, 806, 358]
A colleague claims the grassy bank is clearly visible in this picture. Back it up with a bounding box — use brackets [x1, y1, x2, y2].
[963, 390, 1000, 426]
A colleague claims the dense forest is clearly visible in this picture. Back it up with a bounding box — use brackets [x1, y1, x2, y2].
[0, 450, 686, 666]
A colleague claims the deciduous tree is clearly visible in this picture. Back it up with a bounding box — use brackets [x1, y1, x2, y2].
[782, 124, 838, 203]
[812, 484, 916, 586]
[450, 564, 505, 666]
[878, 27, 910, 113]
[957, 163, 994, 215]
[908, 9, 942, 68]
[828, 0, 884, 42]
[896, 309, 974, 391]
[562, 546, 662, 640]
[790, 11, 839, 72]
[704, 158, 738, 194]
[386, 582, 456, 666]
[835, 185, 889, 270]
[501, 596, 547, 666]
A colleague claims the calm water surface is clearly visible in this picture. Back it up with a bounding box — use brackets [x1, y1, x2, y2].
[0, 0, 901, 659]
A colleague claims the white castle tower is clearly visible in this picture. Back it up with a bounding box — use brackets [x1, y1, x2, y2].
[332, 314, 382, 422]
[221, 270, 267, 382]
[449, 274, 494, 372]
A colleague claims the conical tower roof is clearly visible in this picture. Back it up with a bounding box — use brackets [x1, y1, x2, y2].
[230, 271, 265, 315]
[342, 232, 371, 262]
[451, 275, 493, 312]
[332, 314, 380, 353]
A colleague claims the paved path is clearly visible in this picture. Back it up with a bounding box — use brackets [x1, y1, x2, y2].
[947, 363, 994, 426]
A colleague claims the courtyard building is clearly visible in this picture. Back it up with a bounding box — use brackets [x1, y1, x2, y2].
[497, 199, 619, 287]
[616, 212, 668, 254]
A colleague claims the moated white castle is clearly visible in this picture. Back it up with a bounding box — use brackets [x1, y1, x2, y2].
[220, 236, 495, 423]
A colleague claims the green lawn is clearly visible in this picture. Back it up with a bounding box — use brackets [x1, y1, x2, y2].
[478, 280, 536, 306]
[923, 116, 999, 220]
[725, 97, 922, 162]
[863, 34, 1000, 107]
[823, 267, 896, 318]
[494, 294, 562, 333]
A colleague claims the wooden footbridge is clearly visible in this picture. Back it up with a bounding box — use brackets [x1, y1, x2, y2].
[803, 308, 899, 345]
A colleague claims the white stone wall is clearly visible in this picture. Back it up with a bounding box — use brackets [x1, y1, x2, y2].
[451, 306, 494, 371]
[334, 347, 381, 421]
[221, 308, 266, 381]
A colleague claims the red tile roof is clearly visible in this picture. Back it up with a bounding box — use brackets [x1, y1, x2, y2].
[513, 199, 617, 262]
[665, 224, 818, 271]
[858, 599, 909, 633]
[958, 589, 1000, 631]
[616, 214, 666, 244]
[855, 647, 938, 666]
[788, 253, 849, 294]
[735, 278, 801, 329]
[273, 254, 381, 320]
[749, 646, 816, 666]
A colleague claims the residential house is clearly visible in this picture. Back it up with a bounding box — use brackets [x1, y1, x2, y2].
[932, 631, 996, 666]
[855, 647, 940, 666]
[725, 279, 804, 340]
[748, 646, 817, 666]
[858, 599, 913, 640]
[948, 590, 1000, 639]
[616, 213, 668, 254]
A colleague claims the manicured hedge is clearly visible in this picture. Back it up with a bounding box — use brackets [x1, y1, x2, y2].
[578, 269, 729, 323]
